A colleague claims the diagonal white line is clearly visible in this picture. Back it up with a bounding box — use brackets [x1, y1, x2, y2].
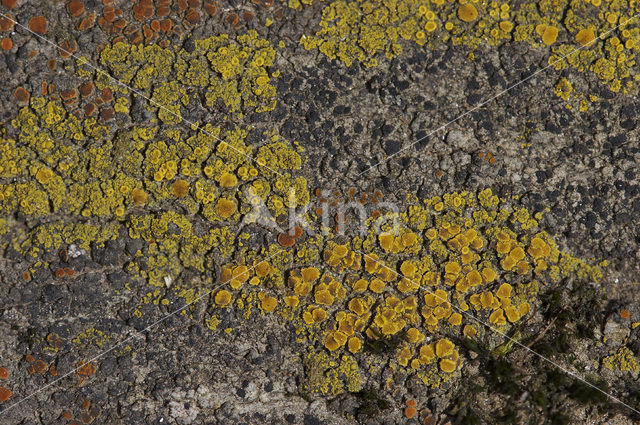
[0, 12, 284, 178]
[0, 248, 284, 416]
[355, 250, 640, 416]
[355, 13, 640, 179]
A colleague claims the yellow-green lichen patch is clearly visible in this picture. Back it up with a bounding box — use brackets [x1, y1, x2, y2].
[217, 188, 604, 393]
[602, 347, 639, 373]
[1, 86, 307, 308]
[98, 30, 278, 115]
[301, 0, 640, 93]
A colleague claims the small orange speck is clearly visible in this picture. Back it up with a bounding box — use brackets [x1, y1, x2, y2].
[77, 361, 97, 377]
[79, 81, 94, 97]
[204, 2, 217, 15]
[62, 411, 72, 420]
[0, 15, 14, 32]
[278, 233, 295, 247]
[405, 398, 417, 407]
[28, 16, 47, 35]
[49, 365, 57, 376]
[13, 87, 29, 103]
[25, 354, 35, 363]
[620, 309, 630, 319]
[67, 1, 86, 18]
[0, 367, 8, 379]
[1, 0, 17, 9]
[55, 268, 66, 278]
[0, 37, 12, 51]
[160, 18, 172, 32]
[64, 267, 75, 277]
[226, 12, 239, 26]
[22, 271, 31, 281]
[0, 386, 12, 402]
[404, 406, 417, 418]
[489, 157, 496, 164]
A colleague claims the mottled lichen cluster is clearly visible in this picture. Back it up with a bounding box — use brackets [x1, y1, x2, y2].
[301, 0, 640, 93]
[1, 83, 605, 393]
[98, 29, 278, 116]
[215, 189, 605, 392]
[0, 23, 609, 399]
[602, 346, 639, 373]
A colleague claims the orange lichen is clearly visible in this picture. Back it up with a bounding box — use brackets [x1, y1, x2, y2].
[0, 37, 11, 51]
[324, 331, 348, 351]
[404, 406, 417, 418]
[0, 387, 11, 402]
[30, 359, 47, 374]
[13, 87, 29, 103]
[496, 283, 512, 299]
[301, 267, 320, 282]
[284, 295, 299, 307]
[0, 14, 14, 32]
[0, 367, 8, 379]
[67, 1, 85, 18]
[448, 312, 462, 326]
[315, 286, 335, 305]
[621, 309, 630, 319]
[278, 232, 295, 247]
[1, 0, 17, 9]
[76, 361, 97, 377]
[489, 309, 507, 325]
[505, 306, 520, 323]
[28, 16, 47, 35]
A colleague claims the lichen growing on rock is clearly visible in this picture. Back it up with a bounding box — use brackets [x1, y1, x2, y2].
[215, 188, 605, 393]
[301, 0, 640, 93]
[0, 23, 610, 404]
[98, 29, 277, 114]
[602, 347, 639, 373]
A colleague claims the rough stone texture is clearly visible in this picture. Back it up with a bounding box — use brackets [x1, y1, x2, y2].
[1, 0, 640, 424]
